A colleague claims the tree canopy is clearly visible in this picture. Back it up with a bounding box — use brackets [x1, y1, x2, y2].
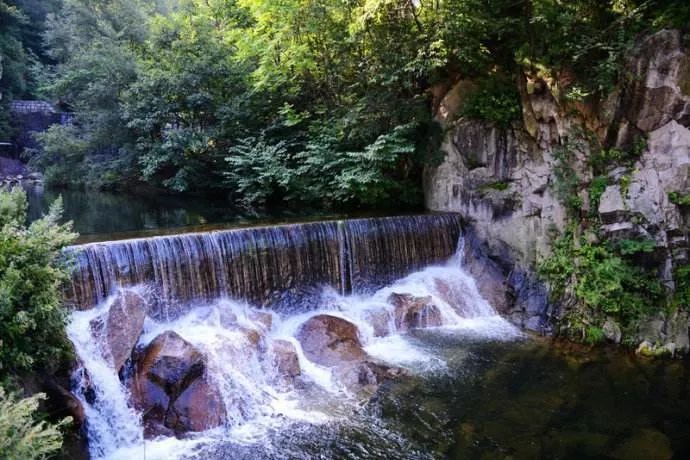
[7, 0, 688, 210]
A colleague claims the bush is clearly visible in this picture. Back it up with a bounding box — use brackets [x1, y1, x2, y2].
[459, 75, 522, 128]
[0, 387, 70, 460]
[0, 188, 77, 379]
[539, 230, 664, 340]
[669, 192, 690, 207]
[588, 175, 608, 213]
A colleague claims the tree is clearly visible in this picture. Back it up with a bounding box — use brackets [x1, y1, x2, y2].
[0, 188, 77, 379]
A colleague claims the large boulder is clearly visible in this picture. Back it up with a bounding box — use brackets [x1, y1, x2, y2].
[136, 331, 205, 395]
[166, 376, 226, 434]
[388, 293, 443, 332]
[130, 331, 226, 437]
[296, 315, 365, 366]
[90, 290, 147, 372]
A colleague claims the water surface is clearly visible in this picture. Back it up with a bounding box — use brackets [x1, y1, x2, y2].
[26, 186, 347, 243]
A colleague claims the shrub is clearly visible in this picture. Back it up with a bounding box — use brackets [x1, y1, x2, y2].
[0, 188, 77, 379]
[539, 231, 664, 340]
[588, 175, 608, 213]
[669, 192, 690, 207]
[0, 387, 70, 460]
[459, 75, 522, 128]
[674, 265, 690, 309]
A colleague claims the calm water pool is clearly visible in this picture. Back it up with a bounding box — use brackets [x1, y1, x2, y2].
[25, 186, 347, 243]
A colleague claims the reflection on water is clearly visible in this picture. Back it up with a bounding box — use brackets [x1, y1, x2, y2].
[127, 334, 690, 460]
[382, 335, 690, 460]
[25, 187, 345, 243]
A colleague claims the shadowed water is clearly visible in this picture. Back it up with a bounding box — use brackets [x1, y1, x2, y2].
[189, 337, 690, 460]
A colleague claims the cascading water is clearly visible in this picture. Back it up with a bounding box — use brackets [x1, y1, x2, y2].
[65, 214, 462, 310]
[65, 215, 520, 460]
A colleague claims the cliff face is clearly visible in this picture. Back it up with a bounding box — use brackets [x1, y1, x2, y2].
[425, 30, 690, 351]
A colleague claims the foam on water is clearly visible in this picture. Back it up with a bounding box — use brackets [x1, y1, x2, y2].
[68, 237, 521, 460]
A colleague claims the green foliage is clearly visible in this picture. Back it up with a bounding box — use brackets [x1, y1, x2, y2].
[615, 238, 656, 256]
[224, 122, 423, 209]
[539, 231, 664, 341]
[588, 175, 608, 212]
[0, 188, 77, 378]
[589, 139, 645, 174]
[668, 192, 690, 207]
[459, 75, 521, 127]
[482, 181, 511, 192]
[585, 326, 606, 345]
[673, 265, 690, 309]
[27, 0, 687, 211]
[0, 387, 70, 460]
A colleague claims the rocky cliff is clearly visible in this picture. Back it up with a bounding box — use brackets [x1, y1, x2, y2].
[425, 29, 690, 353]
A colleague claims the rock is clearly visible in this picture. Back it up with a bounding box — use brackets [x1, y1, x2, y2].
[598, 185, 627, 224]
[135, 331, 206, 396]
[388, 293, 443, 331]
[167, 376, 226, 434]
[104, 290, 147, 371]
[131, 330, 228, 437]
[43, 379, 86, 429]
[296, 315, 365, 366]
[270, 339, 300, 378]
[434, 278, 468, 314]
[625, 29, 690, 132]
[611, 428, 673, 460]
[248, 310, 273, 330]
[603, 318, 622, 344]
[424, 28, 690, 340]
[363, 309, 393, 337]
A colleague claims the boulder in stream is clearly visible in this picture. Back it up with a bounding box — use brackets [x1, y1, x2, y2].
[388, 293, 443, 331]
[131, 330, 227, 437]
[296, 314, 366, 366]
[90, 290, 147, 372]
[167, 375, 226, 434]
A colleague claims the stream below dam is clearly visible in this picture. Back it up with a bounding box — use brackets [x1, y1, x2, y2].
[24, 188, 690, 460]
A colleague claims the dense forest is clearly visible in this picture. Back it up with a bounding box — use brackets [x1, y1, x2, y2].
[1, 0, 687, 211]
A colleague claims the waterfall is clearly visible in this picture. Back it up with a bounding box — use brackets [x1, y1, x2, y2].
[66, 214, 521, 460]
[65, 214, 462, 310]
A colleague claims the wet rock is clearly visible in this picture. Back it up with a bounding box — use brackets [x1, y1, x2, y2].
[388, 293, 443, 331]
[131, 330, 228, 437]
[271, 339, 300, 378]
[248, 310, 273, 330]
[363, 309, 393, 337]
[167, 376, 226, 434]
[43, 378, 86, 429]
[433, 278, 472, 316]
[635, 311, 690, 357]
[611, 428, 673, 460]
[104, 291, 147, 371]
[296, 315, 365, 366]
[135, 331, 206, 396]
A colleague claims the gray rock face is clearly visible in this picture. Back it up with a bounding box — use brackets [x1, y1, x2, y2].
[425, 29, 690, 345]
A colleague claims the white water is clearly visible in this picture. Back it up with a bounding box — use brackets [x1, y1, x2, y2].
[67, 245, 521, 460]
